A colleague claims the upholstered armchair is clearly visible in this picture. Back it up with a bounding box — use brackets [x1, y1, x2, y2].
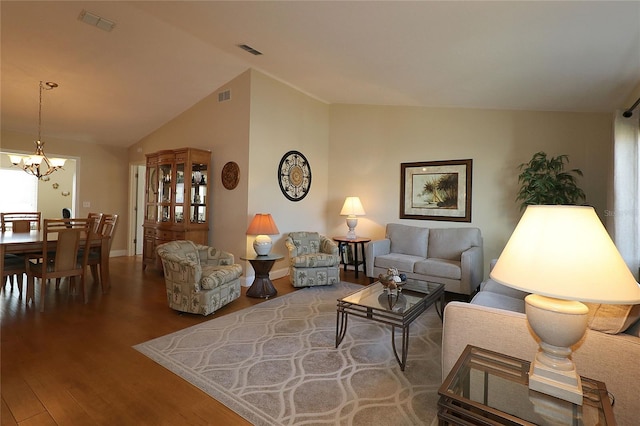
[285, 232, 340, 288]
[156, 240, 242, 316]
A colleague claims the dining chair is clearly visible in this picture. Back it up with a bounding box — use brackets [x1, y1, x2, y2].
[1, 212, 41, 232]
[25, 217, 95, 312]
[1, 212, 41, 294]
[56, 213, 103, 290]
[86, 214, 118, 293]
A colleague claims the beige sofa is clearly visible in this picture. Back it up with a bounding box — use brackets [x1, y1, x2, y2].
[365, 223, 483, 296]
[442, 274, 640, 425]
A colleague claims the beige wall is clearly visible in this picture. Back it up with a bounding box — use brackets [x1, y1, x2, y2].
[327, 105, 613, 267]
[247, 70, 330, 276]
[1, 129, 130, 253]
[128, 69, 615, 280]
[128, 70, 252, 263]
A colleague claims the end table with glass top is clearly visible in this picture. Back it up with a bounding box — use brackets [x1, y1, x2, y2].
[336, 278, 444, 371]
[438, 345, 615, 425]
[240, 253, 283, 299]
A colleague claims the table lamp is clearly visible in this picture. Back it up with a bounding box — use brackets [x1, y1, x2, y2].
[246, 213, 280, 256]
[490, 205, 640, 405]
[340, 196, 366, 239]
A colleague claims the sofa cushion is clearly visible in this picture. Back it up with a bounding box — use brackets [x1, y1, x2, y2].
[386, 223, 428, 257]
[471, 291, 526, 313]
[428, 228, 481, 260]
[414, 258, 461, 280]
[374, 253, 423, 273]
[200, 264, 243, 290]
[290, 253, 340, 268]
[584, 303, 640, 334]
[482, 279, 530, 300]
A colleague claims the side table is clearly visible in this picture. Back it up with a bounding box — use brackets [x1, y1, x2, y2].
[332, 236, 371, 278]
[240, 253, 283, 299]
[438, 345, 615, 425]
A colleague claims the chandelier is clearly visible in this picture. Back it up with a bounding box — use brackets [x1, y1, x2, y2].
[9, 81, 66, 179]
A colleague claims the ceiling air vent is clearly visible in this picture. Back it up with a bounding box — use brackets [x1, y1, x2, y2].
[78, 10, 116, 32]
[218, 89, 231, 102]
[238, 44, 262, 56]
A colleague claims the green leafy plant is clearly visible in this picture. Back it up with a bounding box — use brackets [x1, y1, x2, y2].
[516, 151, 586, 211]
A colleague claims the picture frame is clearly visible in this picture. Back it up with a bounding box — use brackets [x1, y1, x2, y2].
[400, 159, 472, 222]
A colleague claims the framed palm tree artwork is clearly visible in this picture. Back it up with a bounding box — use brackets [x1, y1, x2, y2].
[400, 159, 472, 222]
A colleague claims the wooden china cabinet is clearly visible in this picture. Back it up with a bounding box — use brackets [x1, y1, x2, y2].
[142, 148, 211, 270]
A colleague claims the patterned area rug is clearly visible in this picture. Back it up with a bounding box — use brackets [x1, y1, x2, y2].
[134, 282, 442, 425]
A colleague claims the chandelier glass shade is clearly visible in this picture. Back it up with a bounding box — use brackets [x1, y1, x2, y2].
[9, 81, 66, 179]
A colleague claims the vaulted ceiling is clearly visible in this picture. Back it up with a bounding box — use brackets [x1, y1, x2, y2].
[2, 1, 639, 148]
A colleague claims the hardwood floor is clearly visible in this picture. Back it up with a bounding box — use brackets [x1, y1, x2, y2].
[1, 257, 370, 425]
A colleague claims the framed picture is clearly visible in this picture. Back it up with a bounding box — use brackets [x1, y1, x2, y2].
[400, 159, 472, 222]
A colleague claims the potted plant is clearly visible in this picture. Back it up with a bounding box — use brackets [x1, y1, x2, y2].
[516, 151, 586, 211]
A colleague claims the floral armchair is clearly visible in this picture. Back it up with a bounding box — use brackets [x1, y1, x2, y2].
[285, 232, 340, 288]
[156, 240, 242, 316]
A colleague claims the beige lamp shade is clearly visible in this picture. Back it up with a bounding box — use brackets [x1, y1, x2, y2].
[246, 213, 280, 256]
[340, 197, 366, 216]
[491, 205, 640, 303]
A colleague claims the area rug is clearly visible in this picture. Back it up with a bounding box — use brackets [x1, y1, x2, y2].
[134, 282, 443, 425]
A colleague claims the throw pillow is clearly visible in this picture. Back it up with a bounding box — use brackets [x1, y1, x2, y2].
[584, 303, 640, 334]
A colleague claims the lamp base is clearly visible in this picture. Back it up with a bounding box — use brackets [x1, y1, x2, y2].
[524, 294, 589, 405]
[345, 217, 358, 240]
[529, 353, 583, 405]
[253, 235, 273, 256]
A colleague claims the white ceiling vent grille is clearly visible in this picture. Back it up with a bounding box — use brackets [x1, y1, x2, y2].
[218, 89, 231, 102]
[79, 10, 116, 32]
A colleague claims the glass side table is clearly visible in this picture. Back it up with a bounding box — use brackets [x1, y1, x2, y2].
[438, 345, 615, 426]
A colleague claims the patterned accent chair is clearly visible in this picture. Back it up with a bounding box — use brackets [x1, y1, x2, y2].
[156, 240, 242, 316]
[285, 232, 340, 288]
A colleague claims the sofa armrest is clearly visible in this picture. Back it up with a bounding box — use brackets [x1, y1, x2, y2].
[365, 239, 391, 277]
[460, 245, 483, 295]
[284, 237, 297, 257]
[319, 235, 339, 255]
[159, 255, 202, 291]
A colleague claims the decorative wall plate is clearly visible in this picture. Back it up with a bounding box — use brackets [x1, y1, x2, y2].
[278, 150, 311, 201]
[221, 161, 240, 190]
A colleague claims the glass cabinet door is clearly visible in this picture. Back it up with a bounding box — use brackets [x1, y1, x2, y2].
[174, 162, 185, 223]
[158, 163, 172, 222]
[145, 166, 158, 221]
[190, 162, 207, 224]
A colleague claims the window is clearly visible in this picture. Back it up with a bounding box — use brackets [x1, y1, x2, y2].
[0, 168, 38, 213]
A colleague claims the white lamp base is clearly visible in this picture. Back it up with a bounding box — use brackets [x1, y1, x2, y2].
[253, 235, 273, 256]
[525, 294, 589, 405]
[345, 216, 358, 239]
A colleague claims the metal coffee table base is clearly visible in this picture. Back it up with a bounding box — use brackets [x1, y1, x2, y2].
[336, 282, 444, 371]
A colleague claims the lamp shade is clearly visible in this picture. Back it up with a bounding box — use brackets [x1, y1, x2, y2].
[340, 197, 366, 216]
[246, 213, 280, 236]
[491, 205, 640, 304]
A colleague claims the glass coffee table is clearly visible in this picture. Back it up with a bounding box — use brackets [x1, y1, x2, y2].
[336, 279, 445, 371]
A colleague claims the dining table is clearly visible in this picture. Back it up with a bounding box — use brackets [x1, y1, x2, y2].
[0, 230, 111, 295]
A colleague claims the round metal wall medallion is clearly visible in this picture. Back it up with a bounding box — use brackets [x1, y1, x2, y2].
[278, 150, 311, 201]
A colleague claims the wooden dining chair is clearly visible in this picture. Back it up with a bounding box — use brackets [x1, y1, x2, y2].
[1, 212, 41, 294]
[1, 212, 41, 232]
[25, 217, 95, 312]
[86, 214, 118, 293]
